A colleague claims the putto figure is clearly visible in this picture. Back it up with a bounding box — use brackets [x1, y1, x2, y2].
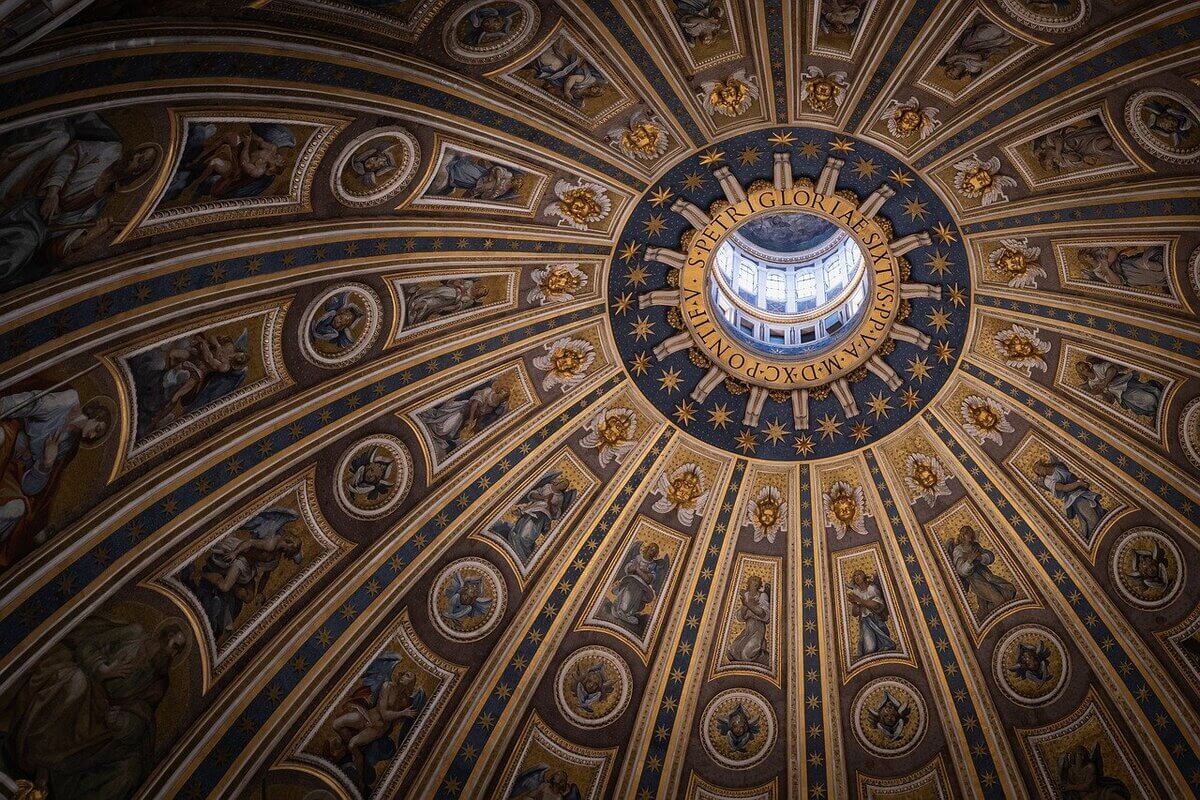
[948, 525, 1016, 618]
[600, 539, 668, 635]
[489, 471, 577, 564]
[846, 569, 896, 657]
[187, 506, 302, 643]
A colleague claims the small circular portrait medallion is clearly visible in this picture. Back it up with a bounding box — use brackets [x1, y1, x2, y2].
[554, 646, 632, 729]
[430, 557, 507, 641]
[700, 688, 777, 769]
[993, 624, 1069, 707]
[333, 434, 412, 519]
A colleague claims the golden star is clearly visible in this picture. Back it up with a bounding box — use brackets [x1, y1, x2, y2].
[618, 240, 642, 262]
[674, 399, 697, 424]
[907, 356, 931, 382]
[739, 146, 762, 165]
[683, 171, 705, 190]
[831, 137, 855, 153]
[816, 413, 843, 440]
[902, 196, 928, 221]
[764, 418, 789, 444]
[735, 429, 758, 453]
[867, 391, 892, 419]
[613, 292, 633, 314]
[649, 186, 674, 207]
[630, 351, 651, 375]
[798, 141, 820, 158]
[630, 315, 655, 341]
[708, 403, 733, 429]
[850, 421, 871, 442]
[901, 387, 921, 409]
[935, 340, 954, 364]
[854, 157, 878, 178]
[793, 434, 815, 455]
[658, 367, 682, 393]
[926, 249, 952, 275]
[644, 214, 666, 235]
[626, 265, 649, 286]
[698, 148, 725, 166]
[932, 221, 957, 244]
[927, 306, 951, 332]
[768, 130, 797, 146]
[888, 168, 914, 187]
[947, 283, 967, 307]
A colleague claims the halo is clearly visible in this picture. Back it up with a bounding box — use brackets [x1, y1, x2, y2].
[79, 394, 118, 449]
[116, 141, 164, 194]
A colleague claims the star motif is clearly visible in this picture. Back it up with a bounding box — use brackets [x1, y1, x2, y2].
[901, 387, 921, 409]
[683, 171, 705, 190]
[853, 157, 878, 178]
[630, 315, 655, 340]
[739, 146, 762, 165]
[619, 240, 642, 262]
[768, 130, 797, 146]
[630, 351, 651, 375]
[626, 265, 649, 286]
[698, 148, 725, 166]
[649, 186, 674, 207]
[850, 421, 871, 442]
[708, 403, 733, 428]
[927, 306, 952, 332]
[902, 196, 928, 221]
[644, 214, 666, 235]
[816, 413, 843, 439]
[935, 340, 954, 364]
[658, 367, 682, 393]
[798, 141, 821, 158]
[867, 391, 892, 419]
[613, 292, 633, 314]
[932, 221, 957, 244]
[764, 418, 789, 444]
[735, 429, 757, 453]
[793, 434, 815, 455]
[907, 356, 931, 382]
[888, 168, 914, 187]
[674, 399, 697, 424]
[947, 283, 966, 307]
[831, 137, 855, 153]
[926, 249, 952, 275]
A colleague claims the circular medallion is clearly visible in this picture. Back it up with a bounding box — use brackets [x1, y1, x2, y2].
[1109, 527, 1184, 609]
[333, 434, 412, 519]
[442, 0, 540, 64]
[298, 283, 382, 367]
[851, 677, 927, 756]
[1181, 396, 1200, 472]
[430, 557, 507, 641]
[554, 646, 632, 729]
[609, 127, 970, 459]
[1125, 90, 1200, 164]
[699, 688, 777, 769]
[999, 0, 1088, 32]
[992, 625, 1069, 706]
[330, 126, 421, 207]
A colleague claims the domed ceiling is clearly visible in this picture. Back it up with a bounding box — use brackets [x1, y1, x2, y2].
[0, 1, 1198, 799]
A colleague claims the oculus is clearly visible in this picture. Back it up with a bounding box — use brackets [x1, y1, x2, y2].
[679, 187, 900, 390]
